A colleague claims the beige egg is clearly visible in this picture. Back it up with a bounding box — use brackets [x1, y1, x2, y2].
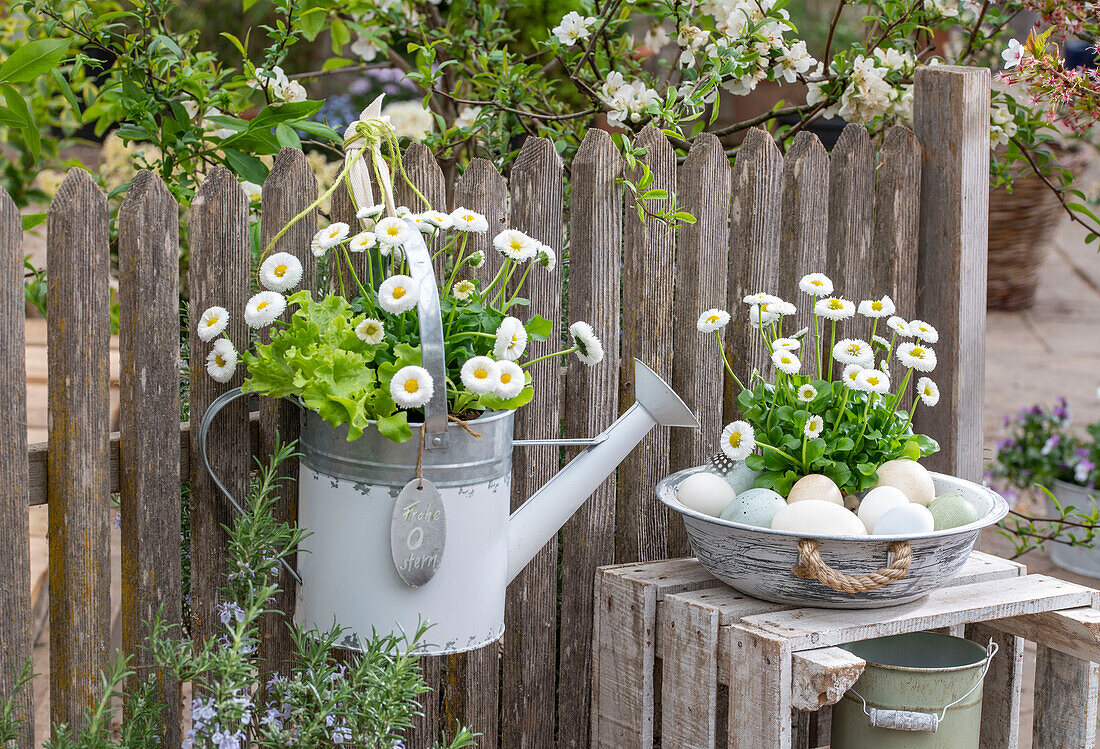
[873, 459, 936, 506]
[770, 499, 867, 537]
[786, 474, 843, 505]
[843, 494, 862, 511]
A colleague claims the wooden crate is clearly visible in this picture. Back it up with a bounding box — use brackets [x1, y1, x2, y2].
[591, 552, 1100, 749]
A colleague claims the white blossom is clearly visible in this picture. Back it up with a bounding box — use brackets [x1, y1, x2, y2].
[552, 11, 597, 46]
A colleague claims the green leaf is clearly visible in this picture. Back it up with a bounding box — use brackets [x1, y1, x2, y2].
[322, 57, 354, 71]
[0, 38, 70, 84]
[49, 69, 81, 116]
[524, 314, 554, 340]
[330, 18, 350, 54]
[294, 119, 341, 142]
[220, 32, 248, 57]
[275, 122, 301, 149]
[377, 412, 412, 443]
[221, 149, 269, 184]
[21, 213, 46, 230]
[745, 453, 766, 471]
[0, 85, 39, 162]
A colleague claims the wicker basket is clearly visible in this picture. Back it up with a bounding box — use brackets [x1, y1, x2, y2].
[988, 147, 1090, 311]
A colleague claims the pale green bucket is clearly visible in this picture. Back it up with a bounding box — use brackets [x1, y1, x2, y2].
[831, 632, 997, 749]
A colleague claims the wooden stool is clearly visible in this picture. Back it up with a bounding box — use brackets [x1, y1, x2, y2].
[591, 552, 1100, 748]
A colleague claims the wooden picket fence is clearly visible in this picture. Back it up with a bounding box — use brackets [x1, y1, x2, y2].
[0, 65, 990, 747]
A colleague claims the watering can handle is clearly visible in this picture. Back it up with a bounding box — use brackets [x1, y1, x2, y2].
[402, 219, 450, 449]
[197, 386, 303, 585]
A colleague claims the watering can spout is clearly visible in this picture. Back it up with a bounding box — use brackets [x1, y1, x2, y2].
[507, 360, 699, 582]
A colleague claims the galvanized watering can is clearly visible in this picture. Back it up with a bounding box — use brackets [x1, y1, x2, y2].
[200, 222, 699, 654]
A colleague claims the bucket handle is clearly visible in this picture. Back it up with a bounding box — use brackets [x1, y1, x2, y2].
[849, 639, 999, 732]
[792, 539, 912, 592]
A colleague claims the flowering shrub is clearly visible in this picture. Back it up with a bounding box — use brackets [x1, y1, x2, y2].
[0, 439, 477, 748]
[698, 273, 939, 497]
[198, 103, 604, 443]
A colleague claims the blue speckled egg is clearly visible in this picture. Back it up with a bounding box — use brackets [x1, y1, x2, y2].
[720, 488, 786, 527]
[705, 453, 762, 494]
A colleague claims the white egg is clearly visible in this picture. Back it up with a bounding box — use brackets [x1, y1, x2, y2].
[786, 474, 844, 505]
[857, 486, 910, 533]
[721, 488, 786, 527]
[676, 472, 737, 517]
[770, 499, 867, 537]
[873, 459, 936, 506]
[872, 503, 935, 535]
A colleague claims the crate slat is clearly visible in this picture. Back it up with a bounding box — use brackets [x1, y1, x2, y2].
[966, 622, 1024, 748]
[1033, 644, 1099, 749]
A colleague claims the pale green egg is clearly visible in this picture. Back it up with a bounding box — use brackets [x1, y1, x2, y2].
[928, 493, 981, 531]
[720, 488, 786, 527]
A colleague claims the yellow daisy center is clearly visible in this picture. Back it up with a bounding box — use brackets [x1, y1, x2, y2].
[828, 299, 842, 309]
[501, 373, 512, 384]
[846, 343, 862, 356]
[257, 301, 269, 311]
[463, 214, 474, 222]
[912, 346, 925, 357]
[474, 368, 488, 379]
[393, 287, 406, 299]
[205, 317, 219, 327]
[509, 240, 522, 250]
[867, 376, 880, 386]
[811, 280, 822, 287]
[404, 380, 419, 394]
[274, 264, 287, 278]
[872, 301, 883, 311]
[387, 226, 400, 236]
[728, 432, 741, 448]
[706, 315, 719, 323]
[214, 355, 226, 367]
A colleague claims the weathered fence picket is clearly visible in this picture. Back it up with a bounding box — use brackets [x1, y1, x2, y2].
[0, 187, 31, 749]
[118, 171, 182, 744]
[502, 135, 564, 749]
[1, 65, 1000, 748]
[188, 168, 252, 649]
[47, 169, 112, 732]
[558, 127, 624, 749]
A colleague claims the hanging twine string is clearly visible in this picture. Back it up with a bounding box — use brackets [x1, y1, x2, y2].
[259, 118, 432, 265]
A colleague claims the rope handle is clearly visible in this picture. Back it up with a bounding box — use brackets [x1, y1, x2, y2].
[792, 538, 912, 593]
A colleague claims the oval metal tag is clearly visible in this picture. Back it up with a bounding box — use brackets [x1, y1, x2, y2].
[390, 479, 446, 587]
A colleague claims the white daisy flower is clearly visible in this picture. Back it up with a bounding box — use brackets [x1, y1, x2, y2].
[390, 365, 434, 409]
[842, 363, 863, 389]
[453, 280, 476, 300]
[206, 338, 238, 383]
[569, 321, 604, 366]
[355, 317, 385, 344]
[720, 420, 756, 461]
[494, 360, 526, 400]
[773, 337, 801, 351]
[749, 305, 780, 330]
[378, 275, 420, 314]
[886, 316, 911, 336]
[537, 245, 557, 271]
[856, 368, 890, 395]
[375, 217, 411, 247]
[804, 415, 824, 439]
[743, 292, 781, 306]
[872, 334, 890, 349]
[493, 229, 539, 262]
[348, 231, 377, 253]
[258, 253, 303, 293]
[772, 349, 801, 375]
[450, 208, 489, 233]
[814, 297, 856, 321]
[797, 384, 818, 402]
[697, 308, 731, 333]
[896, 342, 937, 372]
[857, 295, 896, 319]
[879, 358, 891, 376]
[799, 273, 834, 297]
[832, 338, 874, 367]
[197, 306, 229, 342]
[468, 250, 486, 269]
[311, 222, 350, 256]
[460, 356, 499, 394]
[244, 291, 286, 328]
[917, 376, 940, 407]
[356, 204, 384, 220]
[494, 316, 528, 361]
[765, 300, 797, 316]
[421, 210, 452, 229]
[909, 319, 939, 343]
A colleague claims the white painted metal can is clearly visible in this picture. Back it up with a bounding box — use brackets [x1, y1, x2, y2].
[294, 409, 514, 654]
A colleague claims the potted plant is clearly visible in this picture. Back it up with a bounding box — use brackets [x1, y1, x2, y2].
[991, 399, 1100, 575]
[658, 273, 1009, 607]
[194, 102, 699, 654]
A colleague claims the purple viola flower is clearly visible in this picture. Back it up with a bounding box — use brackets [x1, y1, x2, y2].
[1075, 459, 1096, 484]
[1053, 397, 1070, 423]
[996, 438, 1017, 452]
[1042, 434, 1061, 455]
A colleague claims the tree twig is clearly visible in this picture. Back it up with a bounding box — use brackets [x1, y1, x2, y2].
[1009, 133, 1100, 240]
